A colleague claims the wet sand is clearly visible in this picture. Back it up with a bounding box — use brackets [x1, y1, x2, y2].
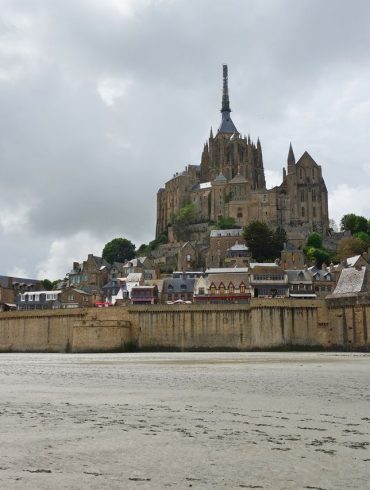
[0, 352, 369, 489]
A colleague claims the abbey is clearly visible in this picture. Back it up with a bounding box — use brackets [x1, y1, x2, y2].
[156, 65, 329, 247]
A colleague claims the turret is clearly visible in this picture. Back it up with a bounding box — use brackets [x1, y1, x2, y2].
[287, 142, 296, 173]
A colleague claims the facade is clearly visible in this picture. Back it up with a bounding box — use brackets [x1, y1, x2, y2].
[156, 65, 329, 248]
[286, 270, 315, 299]
[0, 275, 42, 310]
[193, 272, 251, 303]
[131, 286, 159, 305]
[162, 276, 196, 303]
[249, 263, 289, 298]
[16, 290, 61, 310]
[68, 254, 110, 291]
[60, 288, 94, 308]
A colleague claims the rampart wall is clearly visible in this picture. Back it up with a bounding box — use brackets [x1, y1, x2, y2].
[0, 297, 368, 352]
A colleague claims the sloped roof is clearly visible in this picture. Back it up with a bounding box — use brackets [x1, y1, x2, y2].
[229, 172, 247, 184]
[346, 255, 362, 267]
[0, 275, 40, 288]
[218, 113, 238, 134]
[332, 267, 367, 295]
[286, 270, 312, 283]
[206, 267, 249, 274]
[210, 229, 242, 238]
[163, 277, 195, 294]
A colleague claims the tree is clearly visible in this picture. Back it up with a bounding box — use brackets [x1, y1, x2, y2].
[41, 279, 59, 290]
[306, 232, 323, 249]
[243, 221, 284, 261]
[172, 203, 200, 241]
[354, 232, 370, 246]
[337, 236, 368, 260]
[102, 238, 136, 264]
[215, 216, 240, 229]
[341, 214, 369, 234]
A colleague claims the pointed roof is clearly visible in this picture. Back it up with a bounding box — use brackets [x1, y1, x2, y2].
[287, 143, 295, 166]
[218, 64, 238, 134]
[230, 171, 248, 184]
[213, 172, 227, 184]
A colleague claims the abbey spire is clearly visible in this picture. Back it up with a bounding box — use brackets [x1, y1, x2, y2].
[218, 64, 238, 134]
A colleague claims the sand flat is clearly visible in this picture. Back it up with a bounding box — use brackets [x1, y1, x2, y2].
[0, 352, 369, 489]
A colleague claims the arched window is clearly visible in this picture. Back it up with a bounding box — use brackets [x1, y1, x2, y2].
[301, 207, 305, 217]
[210, 283, 216, 295]
[228, 282, 234, 294]
[240, 282, 246, 294]
[219, 282, 225, 294]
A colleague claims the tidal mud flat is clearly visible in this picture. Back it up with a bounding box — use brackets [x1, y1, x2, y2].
[0, 352, 369, 489]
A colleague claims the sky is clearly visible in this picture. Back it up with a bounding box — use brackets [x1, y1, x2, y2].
[1, 0, 370, 280]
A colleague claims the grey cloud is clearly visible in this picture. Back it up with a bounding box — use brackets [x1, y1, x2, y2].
[1, 0, 370, 277]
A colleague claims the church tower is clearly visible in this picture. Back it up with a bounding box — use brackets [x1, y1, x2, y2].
[200, 65, 266, 190]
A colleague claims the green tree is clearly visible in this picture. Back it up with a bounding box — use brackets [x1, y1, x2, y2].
[306, 232, 322, 249]
[215, 216, 240, 230]
[102, 238, 136, 264]
[172, 203, 200, 241]
[341, 214, 369, 234]
[243, 221, 284, 261]
[354, 231, 370, 246]
[41, 279, 54, 290]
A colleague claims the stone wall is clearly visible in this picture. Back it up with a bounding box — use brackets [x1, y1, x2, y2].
[0, 297, 368, 352]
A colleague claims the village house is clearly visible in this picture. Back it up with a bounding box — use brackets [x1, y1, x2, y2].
[131, 285, 159, 305]
[59, 287, 99, 308]
[286, 269, 316, 299]
[16, 290, 61, 310]
[248, 263, 289, 298]
[162, 275, 196, 303]
[0, 275, 42, 311]
[68, 254, 110, 291]
[207, 229, 246, 268]
[193, 269, 251, 303]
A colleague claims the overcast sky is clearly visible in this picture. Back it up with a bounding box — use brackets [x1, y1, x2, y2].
[1, 0, 370, 280]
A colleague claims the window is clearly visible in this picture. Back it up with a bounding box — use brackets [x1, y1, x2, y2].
[300, 190, 305, 202]
[228, 282, 234, 294]
[313, 206, 316, 218]
[186, 254, 191, 262]
[28, 294, 34, 301]
[198, 287, 205, 295]
[301, 207, 305, 217]
[210, 284, 216, 295]
[20, 294, 25, 302]
[68, 295, 74, 301]
[219, 282, 225, 294]
[312, 189, 316, 201]
[240, 282, 246, 293]
[34, 294, 40, 302]
[237, 207, 243, 218]
[46, 293, 57, 301]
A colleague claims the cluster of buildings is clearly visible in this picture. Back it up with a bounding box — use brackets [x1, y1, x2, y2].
[1, 249, 369, 311]
[155, 64, 330, 268]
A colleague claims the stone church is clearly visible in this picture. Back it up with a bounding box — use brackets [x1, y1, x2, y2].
[156, 65, 329, 248]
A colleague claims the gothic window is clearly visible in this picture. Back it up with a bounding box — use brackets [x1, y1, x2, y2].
[219, 282, 225, 294]
[228, 282, 234, 294]
[237, 207, 243, 218]
[312, 189, 316, 201]
[210, 283, 216, 295]
[312, 168, 315, 179]
[301, 207, 305, 217]
[300, 168, 303, 178]
[300, 190, 305, 202]
[313, 206, 316, 218]
[240, 282, 246, 293]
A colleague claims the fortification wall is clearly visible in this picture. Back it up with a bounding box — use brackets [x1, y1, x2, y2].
[128, 300, 328, 351]
[0, 308, 132, 353]
[0, 297, 368, 352]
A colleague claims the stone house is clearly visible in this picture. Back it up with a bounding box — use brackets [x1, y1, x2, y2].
[162, 276, 196, 303]
[68, 254, 110, 291]
[286, 270, 316, 299]
[193, 271, 251, 303]
[60, 287, 95, 308]
[207, 229, 246, 268]
[0, 275, 42, 310]
[249, 263, 289, 298]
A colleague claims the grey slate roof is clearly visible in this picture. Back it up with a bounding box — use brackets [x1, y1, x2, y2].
[332, 267, 367, 295]
[0, 275, 40, 288]
[286, 270, 313, 283]
[218, 112, 238, 134]
[163, 277, 196, 294]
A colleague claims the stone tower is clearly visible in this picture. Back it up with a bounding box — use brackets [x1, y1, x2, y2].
[200, 65, 266, 190]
